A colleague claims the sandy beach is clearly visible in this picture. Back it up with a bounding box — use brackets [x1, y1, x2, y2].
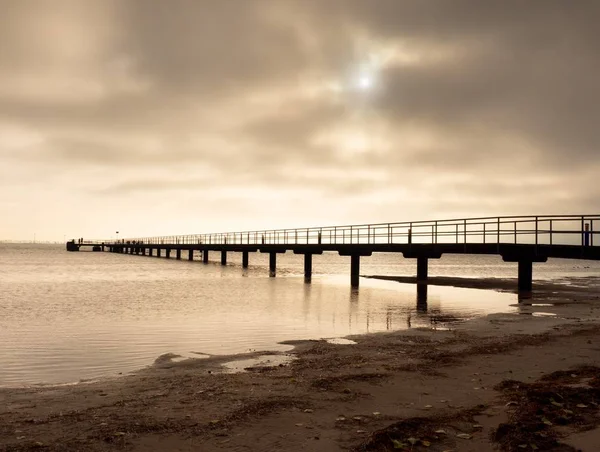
[1, 279, 600, 452]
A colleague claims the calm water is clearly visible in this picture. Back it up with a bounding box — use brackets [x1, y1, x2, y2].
[1, 244, 599, 386]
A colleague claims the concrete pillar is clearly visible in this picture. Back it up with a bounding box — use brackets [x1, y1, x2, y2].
[166, 249, 171, 259]
[304, 254, 313, 281]
[176, 249, 181, 260]
[130, 247, 134, 255]
[518, 260, 533, 292]
[221, 250, 227, 265]
[350, 254, 360, 287]
[148, 248, 153, 257]
[242, 251, 249, 268]
[269, 252, 277, 276]
[203, 250, 209, 263]
[417, 257, 429, 282]
[188, 250, 193, 261]
[157, 248, 162, 258]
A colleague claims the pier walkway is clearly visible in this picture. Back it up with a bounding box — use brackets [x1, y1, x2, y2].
[68, 215, 600, 292]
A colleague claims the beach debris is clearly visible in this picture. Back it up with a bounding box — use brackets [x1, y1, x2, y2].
[424, 405, 432, 408]
[549, 398, 563, 407]
[576, 403, 588, 408]
[456, 433, 472, 439]
[356, 429, 367, 433]
[434, 429, 447, 434]
[541, 417, 553, 426]
[372, 411, 381, 416]
[391, 439, 407, 449]
[113, 432, 126, 436]
[336, 416, 346, 421]
[303, 409, 313, 413]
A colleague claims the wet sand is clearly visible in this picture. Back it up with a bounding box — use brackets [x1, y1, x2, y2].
[1, 281, 600, 451]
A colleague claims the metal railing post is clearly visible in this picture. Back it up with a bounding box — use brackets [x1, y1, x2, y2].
[496, 218, 500, 252]
[535, 216, 538, 250]
[483, 222, 486, 244]
[550, 220, 553, 246]
[514, 221, 517, 244]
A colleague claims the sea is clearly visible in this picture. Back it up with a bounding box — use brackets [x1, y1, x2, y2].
[1, 243, 599, 387]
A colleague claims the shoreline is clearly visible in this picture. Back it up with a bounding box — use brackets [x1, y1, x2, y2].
[1, 283, 600, 451]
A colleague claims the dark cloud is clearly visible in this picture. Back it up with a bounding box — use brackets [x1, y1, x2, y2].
[1, 0, 600, 239]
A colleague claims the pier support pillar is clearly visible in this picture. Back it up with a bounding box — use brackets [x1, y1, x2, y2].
[304, 254, 313, 281]
[176, 249, 181, 260]
[203, 250, 209, 263]
[188, 250, 193, 261]
[166, 249, 171, 259]
[157, 248, 162, 258]
[130, 247, 134, 255]
[417, 257, 429, 282]
[148, 248, 153, 257]
[221, 250, 227, 265]
[350, 254, 360, 288]
[502, 253, 545, 294]
[242, 251, 249, 268]
[269, 252, 277, 276]
[518, 260, 533, 293]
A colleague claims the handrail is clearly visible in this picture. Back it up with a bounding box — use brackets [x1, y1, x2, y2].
[90, 214, 599, 250]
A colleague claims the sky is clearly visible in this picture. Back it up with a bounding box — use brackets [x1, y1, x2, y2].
[1, 0, 599, 241]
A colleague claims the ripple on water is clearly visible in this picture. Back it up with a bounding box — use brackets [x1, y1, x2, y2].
[0, 245, 540, 386]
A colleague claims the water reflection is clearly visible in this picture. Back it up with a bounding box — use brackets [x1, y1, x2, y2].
[0, 246, 519, 386]
[417, 283, 428, 312]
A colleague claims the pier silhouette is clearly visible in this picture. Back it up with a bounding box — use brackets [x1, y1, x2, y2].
[68, 215, 599, 293]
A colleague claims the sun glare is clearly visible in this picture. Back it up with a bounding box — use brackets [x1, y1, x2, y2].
[358, 75, 373, 90]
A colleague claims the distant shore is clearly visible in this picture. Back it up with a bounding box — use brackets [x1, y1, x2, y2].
[1, 282, 599, 451]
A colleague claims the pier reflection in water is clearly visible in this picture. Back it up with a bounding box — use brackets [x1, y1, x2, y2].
[1, 245, 520, 386]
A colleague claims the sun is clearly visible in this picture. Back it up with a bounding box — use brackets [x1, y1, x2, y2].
[358, 75, 373, 90]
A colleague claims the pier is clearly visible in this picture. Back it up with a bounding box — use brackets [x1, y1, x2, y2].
[68, 215, 600, 293]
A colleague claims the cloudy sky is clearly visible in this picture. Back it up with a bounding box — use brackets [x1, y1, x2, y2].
[1, 0, 599, 241]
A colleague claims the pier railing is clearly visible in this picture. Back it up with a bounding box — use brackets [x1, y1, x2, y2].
[101, 215, 598, 250]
